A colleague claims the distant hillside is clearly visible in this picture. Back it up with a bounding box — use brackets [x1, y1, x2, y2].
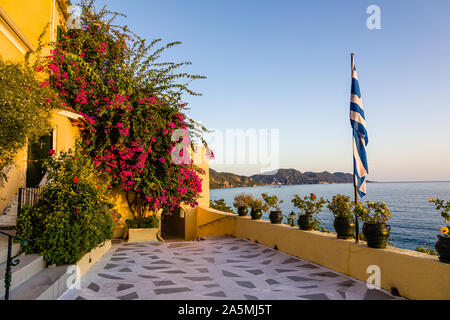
[209, 168, 354, 189]
[251, 169, 353, 185]
[209, 169, 260, 189]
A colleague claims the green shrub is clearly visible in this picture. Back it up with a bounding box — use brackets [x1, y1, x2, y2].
[415, 243, 437, 256]
[209, 199, 234, 213]
[125, 215, 159, 229]
[17, 148, 117, 265]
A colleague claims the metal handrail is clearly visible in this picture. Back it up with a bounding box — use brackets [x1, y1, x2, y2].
[0, 231, 27, 300]
[198, 215, 236, 229]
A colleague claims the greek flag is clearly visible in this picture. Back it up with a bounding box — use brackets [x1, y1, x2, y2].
[350, 54, 369, 198]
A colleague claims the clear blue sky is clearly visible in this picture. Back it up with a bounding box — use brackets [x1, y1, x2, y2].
[93, 0, 450, 181]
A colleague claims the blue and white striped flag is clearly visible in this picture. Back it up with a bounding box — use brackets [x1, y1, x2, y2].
[350, 54, 369, 198]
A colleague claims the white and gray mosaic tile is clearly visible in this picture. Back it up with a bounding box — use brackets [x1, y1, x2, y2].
[59, 236, 403, 300]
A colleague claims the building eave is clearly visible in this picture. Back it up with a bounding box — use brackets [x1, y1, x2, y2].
[0, 6, 35, 52]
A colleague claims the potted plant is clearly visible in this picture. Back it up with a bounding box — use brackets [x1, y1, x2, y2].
[356, 201, 392, 249]
[248, 197, 269, 220]
[126, 214, 160, 243]
[292, 193, 326, 230]
[233, 193, 252, 216]
[428, 197, 450, 263]
[262, 193, 284, 224]
[328, 194, 355, 239]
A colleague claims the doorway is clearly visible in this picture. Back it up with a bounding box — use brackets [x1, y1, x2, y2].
[26, 134, 53, 187]
[160, 207, 186, 241]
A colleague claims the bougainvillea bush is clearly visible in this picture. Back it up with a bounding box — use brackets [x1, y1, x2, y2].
[17, 148, 118, 265]
[33, 0, 207, 225]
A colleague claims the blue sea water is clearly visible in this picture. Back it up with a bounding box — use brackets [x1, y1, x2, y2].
[210, 182, 450, 251]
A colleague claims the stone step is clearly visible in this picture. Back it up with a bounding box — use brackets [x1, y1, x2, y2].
[0, 214, 17, 225]
[2, 194, 18, 216]
[0, 243, 21, 265]
[0, 254, 46, 298]
[9, 266, 72, 300]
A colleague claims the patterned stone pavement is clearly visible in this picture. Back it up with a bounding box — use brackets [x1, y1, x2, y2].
[60, 236, 402, 300]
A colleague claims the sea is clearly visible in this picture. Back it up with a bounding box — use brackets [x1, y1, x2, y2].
[210, 181, 450, 251]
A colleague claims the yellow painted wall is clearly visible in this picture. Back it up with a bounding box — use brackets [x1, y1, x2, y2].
[0, 31, 23, 62]
[0, 0, 52, 48]
[0, 0, 68, 49]
[0, 149, 27, 213]
[51, 113, 79, 154]
[0, 111, 81, 213]
[195, 208, 450, 300]
[0, 0, 70, 214]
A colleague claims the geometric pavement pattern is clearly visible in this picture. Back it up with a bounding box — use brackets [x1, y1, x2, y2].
[60, 236, 403, 300]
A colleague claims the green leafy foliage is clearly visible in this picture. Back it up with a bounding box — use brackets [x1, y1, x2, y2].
[0, 58, 59, 186]
[428, 197, 450, 238]
[17, 148, 117, 265]
[355, 201, 392, 224]
[248, 197, 269, 212]
[327, 194, 354, 218]
[261, 193, 283, 211]
[311, 217, 329, 233]
[209, 199, 234, 213]
[34, 0, 207, 221]
[415, 243, 437, 256]
[125, 215, 159, 228]
[291, 193, 326, 216]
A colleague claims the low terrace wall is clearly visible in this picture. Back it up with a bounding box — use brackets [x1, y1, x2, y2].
[196, 207, 450, 300]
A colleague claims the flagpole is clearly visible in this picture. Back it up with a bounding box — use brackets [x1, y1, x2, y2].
[351, 53, 360, 244]
[353, 159, 359, 244]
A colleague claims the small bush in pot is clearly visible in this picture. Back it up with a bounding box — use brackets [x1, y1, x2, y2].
[428, 197, 450, 263]
[328, 194, 355, 239]
[262, 193, 284, 224]
[248, 197, 269, 220]
[233, 193, 252, 216]
[292, 193, 326, 231]
[356, 201, 392, 249]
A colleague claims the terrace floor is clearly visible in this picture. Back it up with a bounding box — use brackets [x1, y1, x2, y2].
[60, 236, 402, 300]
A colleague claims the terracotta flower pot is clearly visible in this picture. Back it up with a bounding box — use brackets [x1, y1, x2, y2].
[333, 217, 355, 239]
[362, 223, 391, 249]
[435, 235, 450, 263]
[269, 211, 283, 224]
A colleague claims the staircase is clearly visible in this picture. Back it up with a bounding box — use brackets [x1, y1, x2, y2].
[0, 232, 72, 300]
[0, 194, 18, 228]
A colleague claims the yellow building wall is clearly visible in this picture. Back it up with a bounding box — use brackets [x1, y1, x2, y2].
[0, 149, 27, 213]
[0, 0, 68, 48]
[0, 29, 23, 62]
[0, 112, 81, 214]
[51, 112, 79, 154]
[0, 0, 70, 214]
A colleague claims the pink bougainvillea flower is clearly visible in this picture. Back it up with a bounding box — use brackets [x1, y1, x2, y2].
[48, 149, 55, 155]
